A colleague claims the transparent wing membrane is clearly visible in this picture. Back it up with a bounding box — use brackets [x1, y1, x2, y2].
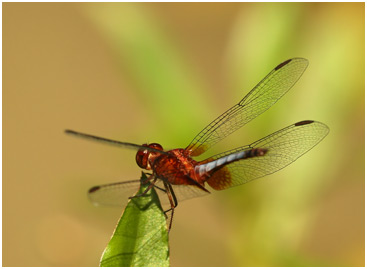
[186, 58, 309, 156]
[88, 177, 209, 208]
[205, 121, 329, 190]
[154, 180, 209, 209]
[88, 179, 141, 207]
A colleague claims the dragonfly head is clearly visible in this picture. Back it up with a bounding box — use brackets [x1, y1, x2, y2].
[136, 143, 164, 170]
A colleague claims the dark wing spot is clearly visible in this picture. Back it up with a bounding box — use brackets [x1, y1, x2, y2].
[207, 166, 232, 190]
[295, 120, 314, 126]
[89, 186, 100, 193]
[275, 59, 292, 70]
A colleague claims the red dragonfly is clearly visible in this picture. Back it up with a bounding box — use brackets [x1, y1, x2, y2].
[66, 58, 329, 230]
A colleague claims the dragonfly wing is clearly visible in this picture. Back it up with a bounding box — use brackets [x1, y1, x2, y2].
[153, 179, 210, 208]
[88, 179, 141, 207]
[88, 178, 209, 208]
[186, 58, 309, 156]
[205, 121, 329, 190]
[65, 130, 168, 154]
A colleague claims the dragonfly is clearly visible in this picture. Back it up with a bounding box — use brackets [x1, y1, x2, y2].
[66, 58, 329, 231]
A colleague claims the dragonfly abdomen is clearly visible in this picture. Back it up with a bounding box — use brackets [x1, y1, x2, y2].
[196, 148, 267, 177]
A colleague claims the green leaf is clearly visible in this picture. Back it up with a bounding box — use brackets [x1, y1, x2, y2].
[100, 173, 169, 267]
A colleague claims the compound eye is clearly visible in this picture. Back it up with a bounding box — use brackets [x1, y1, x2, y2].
[148, 143, 163, 151]
[136, 149, 148, 169]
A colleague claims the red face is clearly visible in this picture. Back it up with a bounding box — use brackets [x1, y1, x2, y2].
[136, 143, 163, 170]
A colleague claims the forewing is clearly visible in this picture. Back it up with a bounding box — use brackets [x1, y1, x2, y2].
[88, 178, 209, 208]
[205, 121, 329, 190]
[186, 58, 309, 156]
[88, 180, 141, 207]
[65, 130, 168, 154]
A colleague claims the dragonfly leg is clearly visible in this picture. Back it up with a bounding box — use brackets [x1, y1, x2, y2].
[185, 175, 211, 193]
[129, 176, 157, 199]
[153, 184, 167, 193]
[140, 172, 153, 184]
[163, 181, 178, 232]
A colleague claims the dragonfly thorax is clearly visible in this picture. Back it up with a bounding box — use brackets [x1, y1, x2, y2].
[136, 143, 164, 170]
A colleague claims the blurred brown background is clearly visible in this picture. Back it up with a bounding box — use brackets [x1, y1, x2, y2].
[3, 2, 364, 266]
